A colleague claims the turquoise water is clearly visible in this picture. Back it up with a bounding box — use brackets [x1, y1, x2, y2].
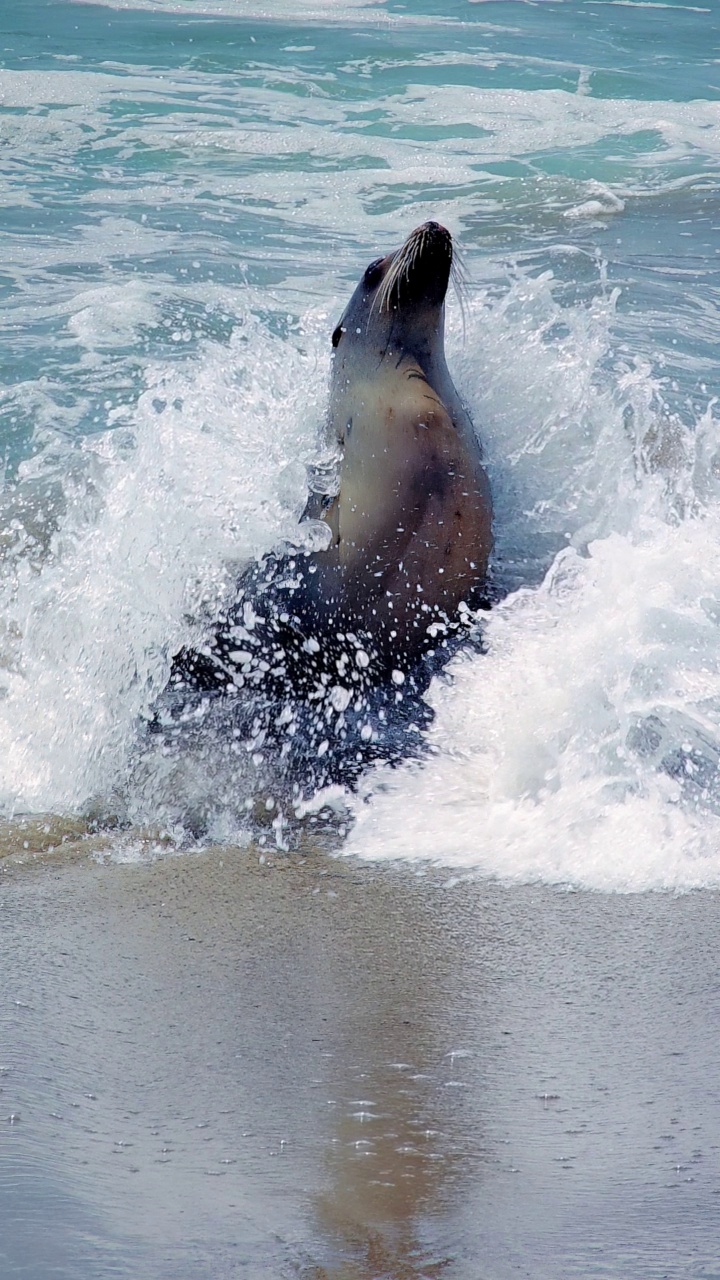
[1, 0, 720, 882]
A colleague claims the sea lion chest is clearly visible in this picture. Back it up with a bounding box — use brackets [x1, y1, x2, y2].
[320, 358, 491, 653]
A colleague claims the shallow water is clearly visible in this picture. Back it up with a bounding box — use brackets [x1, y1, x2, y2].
[3, 845, 720, 1279]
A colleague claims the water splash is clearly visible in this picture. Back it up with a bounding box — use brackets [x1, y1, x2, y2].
[1, 258, 719, 887]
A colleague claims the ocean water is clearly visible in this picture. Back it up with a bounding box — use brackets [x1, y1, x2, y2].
[2, 0, 720, 888]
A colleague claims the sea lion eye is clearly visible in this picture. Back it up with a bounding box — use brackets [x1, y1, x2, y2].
[364, 258, 383, 287]
[331, 324, 345, 348]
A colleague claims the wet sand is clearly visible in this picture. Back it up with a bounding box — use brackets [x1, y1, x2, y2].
[1, 843, 719, 1279]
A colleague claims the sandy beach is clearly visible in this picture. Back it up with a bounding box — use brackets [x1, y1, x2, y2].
[2, 841, 719, 1278]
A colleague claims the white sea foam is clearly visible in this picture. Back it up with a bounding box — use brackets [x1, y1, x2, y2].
[346, 516, 720, 892]
[3, 69, 719, 219]
[68, 0, 426, 20]
[0, 312, 327, 816]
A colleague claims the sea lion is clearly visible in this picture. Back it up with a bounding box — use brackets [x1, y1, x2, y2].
[172, 220, 493, 703]
[300, 218, 492, 672]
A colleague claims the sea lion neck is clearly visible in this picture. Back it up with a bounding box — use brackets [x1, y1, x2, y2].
[330, 300, 447, 390]
[382, 302, 447, 376]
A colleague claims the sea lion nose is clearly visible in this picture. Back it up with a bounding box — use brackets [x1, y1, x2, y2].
[422, 220, 451, 241]
[417, 222, 453, 261]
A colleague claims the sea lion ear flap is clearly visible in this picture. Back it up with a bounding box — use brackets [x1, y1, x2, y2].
[331, 324, 344, 348]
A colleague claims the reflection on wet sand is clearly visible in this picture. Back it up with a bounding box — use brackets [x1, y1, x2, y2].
[314, 1063, 456, 1280]
[312, 929, 468, 1280]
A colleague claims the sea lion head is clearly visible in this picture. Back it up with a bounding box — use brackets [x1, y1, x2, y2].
[330, 221, 454, 373]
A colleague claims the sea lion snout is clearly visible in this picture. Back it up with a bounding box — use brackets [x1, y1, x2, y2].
[378, 221, 453, 313]
[331, 223, 457, 356]
[414, 219, 451, 247]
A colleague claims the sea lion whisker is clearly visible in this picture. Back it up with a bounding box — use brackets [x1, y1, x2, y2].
[409, 230, 424, 276]
[392, 232, 424, 310]
[449, 248, 469, 341]
[377, 244, 409, 314]
[371, 223, 456, 317]
[450, 243, 469, 291]
[374, 247, 403, 315]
